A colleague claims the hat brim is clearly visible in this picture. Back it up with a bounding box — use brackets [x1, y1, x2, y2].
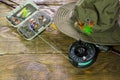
[54, 2, 80, 40]
[54, 2, 95, 43]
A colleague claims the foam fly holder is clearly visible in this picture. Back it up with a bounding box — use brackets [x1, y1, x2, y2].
[6, 0, 52, 40]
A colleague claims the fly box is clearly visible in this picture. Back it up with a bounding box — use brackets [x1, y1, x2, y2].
[6, 0, 52, 40]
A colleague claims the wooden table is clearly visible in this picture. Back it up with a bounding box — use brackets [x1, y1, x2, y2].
[0, 0, 120, 80]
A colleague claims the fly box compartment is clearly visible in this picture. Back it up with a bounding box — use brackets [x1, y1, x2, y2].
[6, 0, 38, 27]
[17, 11, 52, 40]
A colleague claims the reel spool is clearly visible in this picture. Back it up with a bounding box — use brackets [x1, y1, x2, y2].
[68, 40, 96, 68]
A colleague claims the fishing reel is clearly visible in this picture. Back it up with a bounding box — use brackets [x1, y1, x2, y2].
[68, 40, 120, 68]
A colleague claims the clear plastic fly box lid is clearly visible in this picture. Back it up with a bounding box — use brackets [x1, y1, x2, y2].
[17, 10, 52, 40]
[6, 0, 39, 28]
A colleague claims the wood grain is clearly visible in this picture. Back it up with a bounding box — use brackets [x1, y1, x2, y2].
[0, 0, 120, 80]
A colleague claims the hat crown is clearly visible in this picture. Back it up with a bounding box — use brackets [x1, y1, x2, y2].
[71, 0, 119, 34]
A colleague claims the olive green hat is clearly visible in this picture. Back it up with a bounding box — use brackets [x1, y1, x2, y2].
[54, 0, 120, 45]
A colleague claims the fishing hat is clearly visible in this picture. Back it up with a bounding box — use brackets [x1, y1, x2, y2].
[54, 0, 120, 45]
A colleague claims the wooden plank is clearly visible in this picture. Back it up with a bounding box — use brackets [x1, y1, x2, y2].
[0, 54, 119, 80]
